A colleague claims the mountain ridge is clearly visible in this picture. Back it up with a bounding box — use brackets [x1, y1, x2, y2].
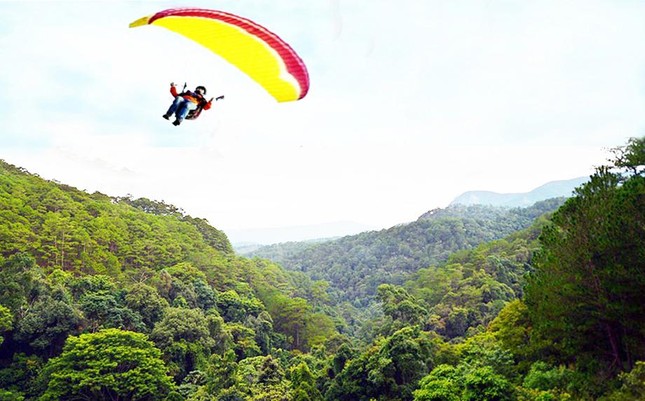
[226, 220, 375, 247]
[232, 176, 589, 248]
[450, 176, 588, 207]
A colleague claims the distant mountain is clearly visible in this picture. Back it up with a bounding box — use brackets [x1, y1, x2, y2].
[450, 176, 588, 207]
[231, 178, 587, 248]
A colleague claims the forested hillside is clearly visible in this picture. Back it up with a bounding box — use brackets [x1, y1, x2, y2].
[245, 199, 565, 308]
[0, 160, 340, 400]
[323, 138, 645, 400]
[0, 137, 643, 401]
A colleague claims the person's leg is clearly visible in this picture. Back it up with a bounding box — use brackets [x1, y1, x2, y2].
[174, 101, 197, 125]
[164, 96, 184, 118]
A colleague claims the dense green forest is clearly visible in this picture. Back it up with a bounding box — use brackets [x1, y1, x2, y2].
[0, 137, 643, 400]
[244, 199, 566, 310]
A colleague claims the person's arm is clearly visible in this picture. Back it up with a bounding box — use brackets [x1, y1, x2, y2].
[170, 82, 178, 97]
[203, 95, 224, 110]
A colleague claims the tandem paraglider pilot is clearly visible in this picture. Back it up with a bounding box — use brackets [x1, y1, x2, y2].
[163, 82, 224, 126]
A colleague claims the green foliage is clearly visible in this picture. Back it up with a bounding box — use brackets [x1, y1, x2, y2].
[0, 389, 25, 400]
[125, 282, 170, 331]
[217, 289, 264, 322]
[402, 224, 543, 342]
[201, 354, 293, 401]
[327, 327, 444, 401]
[80, 289, 145, 331]
[248, 200, 565, 312]
[413, 364, 460, 401]
[14, 297, 81, 356]
[114, 196, 233, 254]
[151, 307, 214, 379]
[39, 328, 175, 400]
[525, 137, 645, 381]
[291, 362, 323, 401]
[487, 300, 534, 373]
[265, 293, 311, 351]
[462, 365, 514, 401]
[305, 312, 338, 349]
[0, 160, 341, 399]
[522, 362, 573, 392]
[1, 139, 642, 400]
[0, 253, 37, 314]
[202, 350, 238, 394]
[226, 322, 262, 359]
[599, 361, 645, 401]
[375, 284, 428, 337]
[0, 353, 42, 400]
[68, 273, 116, 297]
[162, 262, 218, 310]
[415, 363, 514, 401]
[609, 136, 645, 174]
[0, 160, 233, 278]
[456, 332, 517, 381]
[245, 311, 274, 353]
[0, 305, 12, 346]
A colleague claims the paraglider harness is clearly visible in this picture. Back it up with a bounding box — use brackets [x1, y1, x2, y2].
[186, 106, 203, 120]
[181, 83, 224, 121]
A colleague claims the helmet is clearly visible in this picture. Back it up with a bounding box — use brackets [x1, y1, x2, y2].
[195, 86, 207, 94]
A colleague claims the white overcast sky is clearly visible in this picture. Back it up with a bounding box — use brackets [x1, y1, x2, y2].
[1, 0, 644, 243]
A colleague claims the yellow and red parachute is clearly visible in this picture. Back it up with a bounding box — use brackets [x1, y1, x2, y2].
[130, 8, 309, 102]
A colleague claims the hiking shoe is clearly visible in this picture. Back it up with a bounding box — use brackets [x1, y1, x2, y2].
[172, 119, 181, 126]
[162, 114, 170, 120]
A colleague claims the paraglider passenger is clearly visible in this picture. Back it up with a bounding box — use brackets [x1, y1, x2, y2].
[163, 83, 212, 126]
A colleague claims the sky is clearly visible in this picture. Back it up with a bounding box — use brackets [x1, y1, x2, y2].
[1, 0, 644, 244]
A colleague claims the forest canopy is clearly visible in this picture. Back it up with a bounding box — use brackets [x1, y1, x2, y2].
[0, 137, 643, 400]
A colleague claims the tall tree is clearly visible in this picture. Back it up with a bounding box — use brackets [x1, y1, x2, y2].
[14, 297, 81, 357]
[266, 293, 310, 351]
[327, 327, 441, 401]
[39, 328, 175, 400]
[151, 307, 214, 380]
[525, 137, 645, 376]
[125, 283, 170, 332]
[0, 305, 11, 346]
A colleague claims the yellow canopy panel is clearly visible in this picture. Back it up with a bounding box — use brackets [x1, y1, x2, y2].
[130, 8, 309, 102]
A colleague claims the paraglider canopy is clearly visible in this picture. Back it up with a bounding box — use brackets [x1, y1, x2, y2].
[130, 8, 309, 102]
